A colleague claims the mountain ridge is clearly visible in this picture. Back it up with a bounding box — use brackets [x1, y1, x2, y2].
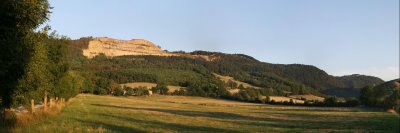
[70, 37, 386, 97]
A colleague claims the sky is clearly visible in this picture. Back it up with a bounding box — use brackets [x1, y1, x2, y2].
[47, 0, 399, 81]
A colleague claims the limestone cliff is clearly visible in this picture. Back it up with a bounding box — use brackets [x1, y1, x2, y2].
[82, 37, 176, 58]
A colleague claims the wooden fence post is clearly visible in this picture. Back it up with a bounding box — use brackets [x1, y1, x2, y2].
[31, 99, 35, 113]
[61, 98, 64, 105]
[44, 93, 47, 111]
[49, 98, 53, 108]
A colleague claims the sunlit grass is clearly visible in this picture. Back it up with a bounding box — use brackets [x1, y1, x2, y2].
[19, 94, 399, 133]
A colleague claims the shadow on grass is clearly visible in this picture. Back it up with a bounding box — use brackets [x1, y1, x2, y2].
[91, 103, 399, 132]
[0, 112, 16, 133]
[94, 113, 240, 133]
[0, 119, 14, 133]
[73, 118, 146, 133]
[91, 103, 265, 121]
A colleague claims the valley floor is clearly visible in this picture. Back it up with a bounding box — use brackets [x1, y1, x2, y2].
[18, 94, 399, 133]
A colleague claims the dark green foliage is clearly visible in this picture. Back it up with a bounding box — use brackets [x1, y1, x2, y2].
[108, 80, 121, 95]
[114, 88, 124, 96]
[53, 71, 83, 100]
[360, 86, 375, 106]
[193, 52, 325, 95]
[360, 79, 400, 111]
[72, 53, 229, 98]
[345, 98, 360, 107]
[124, 86, 134, 96]
[93, 78, 109, 95]
[93, 88, 108, 95]
[191, 51, 385, 97]
[0, 0, 82, 108]
[385, 89, 400, 110]
[324, 96, 339, 107]
[12, 31, 52, 107]
[152, 84, 169, 95]
[80, 76, 95, 93]
[133, 87, 149, 96]
[172, 88, 187, 95]
[226, 80, 237, 89]
[0, 0, 50, 108]
[280, 64, 345, 90]
[337, 74, 384, 88]
[230, 88, 269, 103]
[323, 74, 385, 98]
[322, 88, 361, 98]
[86, 55, 210, 86]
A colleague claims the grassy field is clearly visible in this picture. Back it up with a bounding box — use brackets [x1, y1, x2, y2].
[269, 96, 305, 104]
[17, 94, 399, 133]
[288, 95, 325, 102]
[120, 82, 186, 93]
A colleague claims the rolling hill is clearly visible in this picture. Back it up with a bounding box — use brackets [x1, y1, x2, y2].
[68, 37, 387, 98]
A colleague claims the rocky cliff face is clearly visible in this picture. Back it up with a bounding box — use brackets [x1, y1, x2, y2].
[82, 37, 176, 58]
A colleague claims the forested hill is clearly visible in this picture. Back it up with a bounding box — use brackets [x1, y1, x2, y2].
[337, 74, 384, 88]
[69, 38, 385, 98]
[189, 51, 382, 91]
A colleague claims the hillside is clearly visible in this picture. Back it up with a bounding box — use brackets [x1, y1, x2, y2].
[373, 79, 400, 93]
[337, 74, 384, 88]
[358, 79, 400, 110]
[69, 37, 386, 98]
[192, 51, 383, 96]
[323, 77, 391, 98]
[17, 94, 399, 132]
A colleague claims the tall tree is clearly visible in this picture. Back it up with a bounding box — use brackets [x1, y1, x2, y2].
[0, 0, 50, 108]
[359, 86, 374, 106]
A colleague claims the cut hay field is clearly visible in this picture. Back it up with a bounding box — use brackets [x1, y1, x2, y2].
[269, 96, 305, 104]
[17, 94, 399, 133]
[120, 82, 186, 93]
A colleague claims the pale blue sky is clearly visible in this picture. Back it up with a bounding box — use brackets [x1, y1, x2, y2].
[47, 0, 399, 81]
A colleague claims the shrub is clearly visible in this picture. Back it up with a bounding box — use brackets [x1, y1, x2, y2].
[172, 88, 186, 95]
[124, 86, 134, 96]
[152, 84, 169, 95]
[93, 88, 108, 95]
[114, 88, 124, 96]
[270, 100, 276, 104]
[345, 98, 360, 107]
[134, 86, 149, 96]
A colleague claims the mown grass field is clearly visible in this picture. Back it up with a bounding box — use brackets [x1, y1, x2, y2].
[18, 94, 399, 133]
[120, 82, 185, 93]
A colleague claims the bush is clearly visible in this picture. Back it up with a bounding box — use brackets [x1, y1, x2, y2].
[134, 86, 149, 96]
[345, 98, 360, 107]
[114, 87, 124, 96]
[172, 88, 186, 95]
[108, 80, 121, 95]
[124, 86, 134, 96]
[152, 84, 169, 95]
[94, 88, 108, 95]
[324, 96, 339, 107]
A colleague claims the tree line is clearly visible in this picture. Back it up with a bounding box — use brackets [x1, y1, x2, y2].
[360, 79, 400, 112]
[0, 0, 81, 109]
